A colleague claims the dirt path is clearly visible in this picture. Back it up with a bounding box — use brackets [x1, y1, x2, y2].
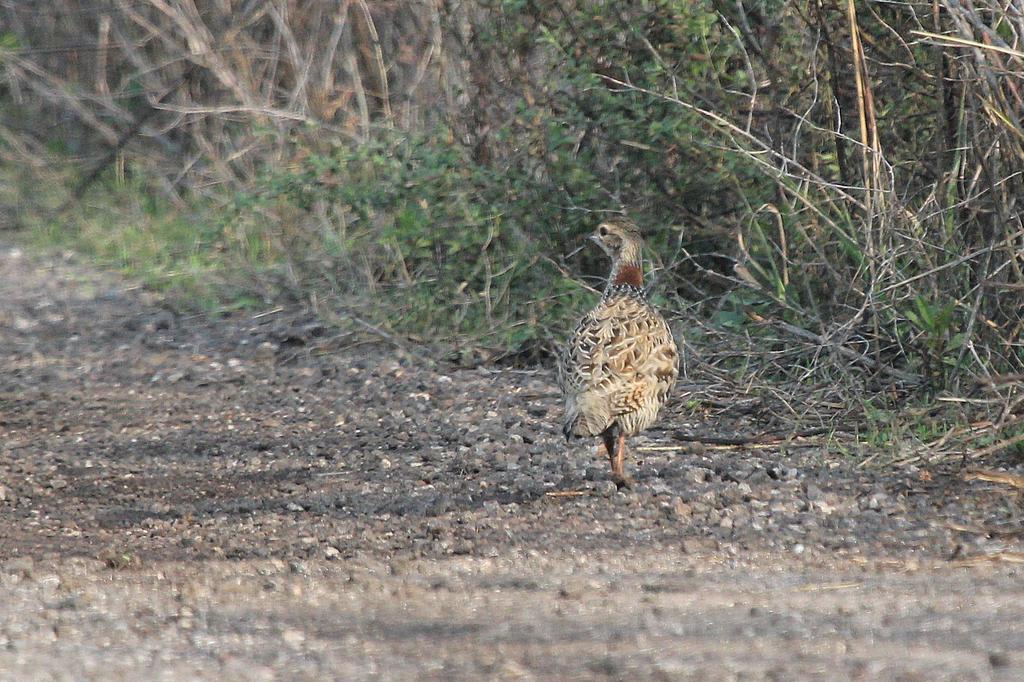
[1, 245, 1022, 680]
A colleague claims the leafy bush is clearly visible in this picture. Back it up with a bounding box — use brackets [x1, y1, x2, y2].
[451, 0, 1024, 390]
[225, 131, 594, 360]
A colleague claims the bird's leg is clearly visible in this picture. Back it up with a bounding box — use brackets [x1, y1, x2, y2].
[612, 431, 633, 488]
[600, 428, 617, 471]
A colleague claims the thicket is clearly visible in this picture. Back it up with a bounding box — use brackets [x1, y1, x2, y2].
[2, 1, 1022, 454]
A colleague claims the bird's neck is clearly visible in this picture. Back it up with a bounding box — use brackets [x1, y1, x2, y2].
[611, 261, 643, 287]
[607, 250, 644, 293]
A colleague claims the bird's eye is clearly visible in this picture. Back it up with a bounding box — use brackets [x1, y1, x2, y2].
[598, 225, 608, 236]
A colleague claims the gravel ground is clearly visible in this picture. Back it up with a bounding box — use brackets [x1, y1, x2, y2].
[1, 245, 1023, 680]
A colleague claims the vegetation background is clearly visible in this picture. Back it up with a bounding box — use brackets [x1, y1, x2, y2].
[2, 0, 1022, 460]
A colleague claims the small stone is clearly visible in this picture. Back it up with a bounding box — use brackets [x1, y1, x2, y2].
[811, 496, 839, 515]
[681, 537, 719, 554]
[683, 467, 712, 484]
[989, 651, 1010, 668]
[804, 483, 825, 501]
[862, 490, 888, 511]
[255, 341, 278, 360]
[281, 628, 305, 648]
[747, 469, 771, 484]
[558, 578, 589, 599]
[648, 481, 673, 496]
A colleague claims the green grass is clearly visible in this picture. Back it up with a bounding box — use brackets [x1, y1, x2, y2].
[16, 170, 260, 313]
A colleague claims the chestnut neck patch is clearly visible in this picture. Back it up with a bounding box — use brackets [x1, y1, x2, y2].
[613, 263, 643, 287]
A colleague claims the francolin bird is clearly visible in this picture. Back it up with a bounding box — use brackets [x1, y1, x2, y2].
[558, 218, 679, 487]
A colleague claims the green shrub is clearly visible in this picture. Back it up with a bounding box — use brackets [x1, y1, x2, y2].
[227, 131, 594, 360]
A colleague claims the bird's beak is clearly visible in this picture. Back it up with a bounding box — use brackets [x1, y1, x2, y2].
[588, 233, 602, 245]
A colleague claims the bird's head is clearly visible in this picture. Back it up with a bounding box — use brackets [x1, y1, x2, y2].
[590, 218, 643, 262]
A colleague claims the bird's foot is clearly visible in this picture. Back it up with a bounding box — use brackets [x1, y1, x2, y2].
[612, 473, 635, 489]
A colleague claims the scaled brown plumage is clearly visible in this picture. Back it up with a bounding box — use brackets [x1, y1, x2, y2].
[558, 218, 679, 486]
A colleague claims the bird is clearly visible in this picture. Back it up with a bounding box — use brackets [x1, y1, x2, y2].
[557, 217, 679, 487]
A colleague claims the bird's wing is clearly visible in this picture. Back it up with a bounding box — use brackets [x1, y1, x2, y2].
[560, 297, 678, 415]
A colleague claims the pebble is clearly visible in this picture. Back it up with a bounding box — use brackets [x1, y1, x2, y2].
[673, 499, 692, 519]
